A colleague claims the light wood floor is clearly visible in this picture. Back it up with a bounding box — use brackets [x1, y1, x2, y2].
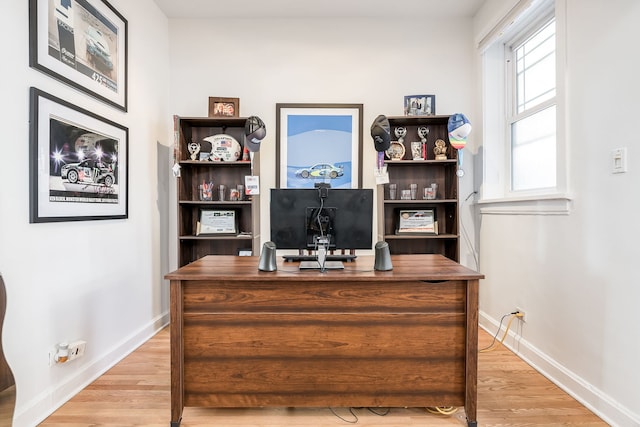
[40, 326, 608, 426]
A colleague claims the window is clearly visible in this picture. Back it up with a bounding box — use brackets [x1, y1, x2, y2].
[509, 18, 556, 192]
[480, 0, 569, 213]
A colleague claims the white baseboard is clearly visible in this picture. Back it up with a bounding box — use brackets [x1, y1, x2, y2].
[479, 310, 640, 427]
[13, 312, 170, 427]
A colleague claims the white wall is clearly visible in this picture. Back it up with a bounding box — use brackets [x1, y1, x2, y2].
[166, 17, 480, 269]
[0, 1, 172, 425]
[474, 1, 640, 425]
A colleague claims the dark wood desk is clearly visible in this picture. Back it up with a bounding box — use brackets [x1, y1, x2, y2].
[165, 254, 484, 427]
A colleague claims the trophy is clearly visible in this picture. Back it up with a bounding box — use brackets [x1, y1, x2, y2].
[394, 127, 407, 144]
[418, 126, 429, 143]
[415, 126, 429, 160]
[434, 139, 448, 160]
[188, 140, 201, 161]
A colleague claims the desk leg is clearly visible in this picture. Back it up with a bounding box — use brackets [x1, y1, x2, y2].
[170, 280, 184, 427]
[465, 279, 479, 427]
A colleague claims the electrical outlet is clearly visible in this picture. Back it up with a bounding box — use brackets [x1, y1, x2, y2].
[49, 340, 86, 366]
[68, 340, 86, 361]
[516, 307, 526, 322]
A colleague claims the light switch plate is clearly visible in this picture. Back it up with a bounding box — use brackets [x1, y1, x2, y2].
[611, 147, 627, 174]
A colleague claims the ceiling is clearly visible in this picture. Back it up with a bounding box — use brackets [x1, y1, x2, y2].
[152, 0, 485, 19]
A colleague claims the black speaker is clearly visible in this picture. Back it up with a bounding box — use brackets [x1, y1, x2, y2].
[373, 241, 393, 271]
[258, 241, 277, 271]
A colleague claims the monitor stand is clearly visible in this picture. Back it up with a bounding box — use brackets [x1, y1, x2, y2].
[299, 260, 344, 270]
[299, 238, 344, 271]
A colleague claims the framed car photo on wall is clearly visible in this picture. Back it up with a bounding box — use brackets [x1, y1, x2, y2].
[29, 87, 129, 223]
[275, 103, 363, 189]
[29, 0, 128, 111]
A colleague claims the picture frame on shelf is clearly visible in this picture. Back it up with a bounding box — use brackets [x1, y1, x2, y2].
[208, 97, 240, 117]
[29, 0, 128, 111]
[275, 103, 363, 189]
[197, 209, 238, 235]
[29, 87, 128, 223]
[403, 94, 435, 116]
[396, 209, 436, 234]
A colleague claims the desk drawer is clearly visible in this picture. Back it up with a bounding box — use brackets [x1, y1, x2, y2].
[184, 312, 465, 358]
[182, 280, 466, 313]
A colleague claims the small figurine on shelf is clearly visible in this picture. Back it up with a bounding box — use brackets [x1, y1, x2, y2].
[188, 140, 201, 161]
[434, 139, 448, 160]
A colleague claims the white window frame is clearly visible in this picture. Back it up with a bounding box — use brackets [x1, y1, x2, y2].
[478, 0, 570, 215]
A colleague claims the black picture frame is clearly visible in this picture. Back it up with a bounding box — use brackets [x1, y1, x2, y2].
[29, 87, 129, 223]
[29, 0, 128, 111]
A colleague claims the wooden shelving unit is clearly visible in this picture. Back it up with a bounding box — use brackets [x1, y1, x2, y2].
[376, 115, 459, 261]
[175, 116, 260, 267]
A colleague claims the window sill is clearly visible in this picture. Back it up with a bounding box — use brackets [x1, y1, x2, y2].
[477, 194, 572, 215]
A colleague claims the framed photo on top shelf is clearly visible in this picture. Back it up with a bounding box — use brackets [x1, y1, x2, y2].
[29, 87, 128, 223]
[29, 0, 128, 111]
[208, 97, 240, 117]
[404, 95, 435, 116]
[275, 103, 363, 189]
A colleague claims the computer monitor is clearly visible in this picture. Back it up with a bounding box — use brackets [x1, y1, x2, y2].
[269, 187, 373, 253]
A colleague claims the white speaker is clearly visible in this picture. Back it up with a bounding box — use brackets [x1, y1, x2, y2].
[373, 241, 393, 271]
[258, 241, 277, 271]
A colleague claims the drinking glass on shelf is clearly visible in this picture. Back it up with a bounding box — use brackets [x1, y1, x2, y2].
[199, 182, 213, 201]
[401, 189, 411, 200]
[218, 184, 226, 201]
[424, 187, 435, 200]
[409, 183, 418, 200]
[389, 183, 397, 200]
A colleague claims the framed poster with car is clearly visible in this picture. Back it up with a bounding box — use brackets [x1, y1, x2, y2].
[29, 87, 128, 222]
[275, 103, 363, 189]
[29, 0, 128, 111]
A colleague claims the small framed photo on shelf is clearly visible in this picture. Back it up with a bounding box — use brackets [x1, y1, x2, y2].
[208, 97, 239, 117]
[404, 95, 436, 116]
[196, 209, 238, 235]
[396, 209, 437, 234]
